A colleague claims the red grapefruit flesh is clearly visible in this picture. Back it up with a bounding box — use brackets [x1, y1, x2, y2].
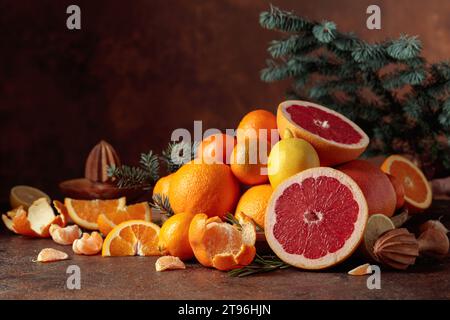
[265, 167, 368, 270]
[277, 100, 369, 166]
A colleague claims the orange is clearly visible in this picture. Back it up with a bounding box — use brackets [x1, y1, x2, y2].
[338, 160, 397, 217]
[386, 173, 406, 209]
[197, 133, 236, 164]
[381, 155, 432, 213]
[10, 185, 51, 209]
[277, 100, 369, 166]
[65, 197, 126, 230]
[235, 184, 272, 229]
[169, 160, 240, 218]
[159, 212, 195, 260]
[237, 109, 278, 145]
[97, 202, 151, 236]
[230, 138, 270, 186]
[153, 174, 173, 198]
[102, 220, 161, 256]
[188, 212, 256, 271]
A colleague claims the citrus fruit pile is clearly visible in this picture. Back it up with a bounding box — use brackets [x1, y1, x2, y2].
[2, 100, 442, 274]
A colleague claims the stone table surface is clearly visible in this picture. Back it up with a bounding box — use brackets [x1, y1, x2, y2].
[0, 201, 449, 300]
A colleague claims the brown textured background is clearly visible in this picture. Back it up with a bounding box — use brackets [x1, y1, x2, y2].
[0, 0, 449, 201]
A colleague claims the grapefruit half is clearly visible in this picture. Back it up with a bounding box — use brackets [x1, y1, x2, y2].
[265, 167, 368, 270]
[277, 100, 369, 166]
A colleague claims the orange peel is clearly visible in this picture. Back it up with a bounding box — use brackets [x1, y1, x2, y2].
[188, 212, 256, 271]
[2, 198, 66, 238]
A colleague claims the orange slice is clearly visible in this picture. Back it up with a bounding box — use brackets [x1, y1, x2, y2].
[381, 155, 432, 213]
[97, 202, 151, 236]
[188, 212, 256, 271]
[10, 185, 51, 209]
[65, 197, 126, 230]
[102, 220, 161, 257]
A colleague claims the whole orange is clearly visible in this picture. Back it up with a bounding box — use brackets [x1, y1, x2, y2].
[153, 174, 173, 198]
[337, 160, 397, 217]
[237, 109, 278, 144]
[168, 161, 240, 218]
[230, 138, 270, 186]
[235, 184, 272, 229]
[386, 173, 405, 209]
[159, 212, 195, 261]
[196, 133, 236, 164]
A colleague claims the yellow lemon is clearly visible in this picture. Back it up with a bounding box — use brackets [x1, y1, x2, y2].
[268, 129, 320, 189]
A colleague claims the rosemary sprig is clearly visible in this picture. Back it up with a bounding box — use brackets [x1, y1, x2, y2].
[107, 150, 159, 189]
[228, 254, 291, 277]
[150, 194, 174, 217]
[161, 141, 199, 173]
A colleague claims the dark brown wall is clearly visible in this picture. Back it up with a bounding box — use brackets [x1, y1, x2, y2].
[1, 0, 449, 201]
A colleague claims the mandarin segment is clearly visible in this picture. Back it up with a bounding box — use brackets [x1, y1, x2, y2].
[73, 232, 103, 255]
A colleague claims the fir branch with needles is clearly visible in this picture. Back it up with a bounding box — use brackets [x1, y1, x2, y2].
[259, 5, 450, 175]
[149, 194, 174, 218]
[228, 253, 291, 277]
[107, 150, 160, 189]
[161, 140, 199, 173]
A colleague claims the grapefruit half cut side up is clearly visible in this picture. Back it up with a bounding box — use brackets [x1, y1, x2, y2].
[277, 100, 369, 166]
[265, 167, 368, 270]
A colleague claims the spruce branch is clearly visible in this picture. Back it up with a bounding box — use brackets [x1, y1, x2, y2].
[259, 5, 312, 32]
[386, 35, 422, 60]
[107, 150, 159, 189]
[312, 21, 336, 44]
[161, 140, 199, 173]
[259, 5, 450, 171]
[150, 194, 174, 217]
